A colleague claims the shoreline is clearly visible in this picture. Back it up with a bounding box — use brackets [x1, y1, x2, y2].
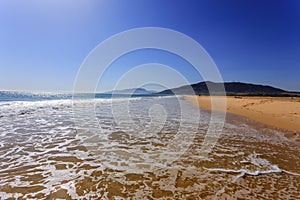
[185, 95, 300, 135]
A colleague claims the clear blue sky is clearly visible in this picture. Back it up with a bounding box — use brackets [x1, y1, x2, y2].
[0, 0, 299, 92]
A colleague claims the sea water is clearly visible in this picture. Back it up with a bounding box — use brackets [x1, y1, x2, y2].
[0, 92, 299, 199]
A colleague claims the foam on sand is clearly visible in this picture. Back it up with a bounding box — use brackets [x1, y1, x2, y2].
[0, 96, 300, 199]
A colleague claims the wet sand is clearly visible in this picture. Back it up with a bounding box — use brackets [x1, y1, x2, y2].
[1, 98, 300, 199]
[186, 96, 300, 134]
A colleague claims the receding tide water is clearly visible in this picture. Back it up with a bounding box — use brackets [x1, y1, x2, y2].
[0, 92, 299, 199]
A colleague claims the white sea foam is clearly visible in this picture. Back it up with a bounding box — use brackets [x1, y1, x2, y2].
[204, 152, 283, 183]
[0, 96, 299, 198]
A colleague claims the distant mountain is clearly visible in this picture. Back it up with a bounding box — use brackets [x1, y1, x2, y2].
[104, 88, 156, 95]
[157, 81, 299, 96]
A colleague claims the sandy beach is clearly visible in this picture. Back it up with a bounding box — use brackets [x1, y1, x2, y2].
[1, 96, 300, 199]
[186, 95, 300, 134]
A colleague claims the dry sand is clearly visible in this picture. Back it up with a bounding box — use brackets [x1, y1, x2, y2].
[186, 95, 300, 133]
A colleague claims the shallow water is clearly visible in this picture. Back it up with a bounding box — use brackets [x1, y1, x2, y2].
[0, 96, 299, 199]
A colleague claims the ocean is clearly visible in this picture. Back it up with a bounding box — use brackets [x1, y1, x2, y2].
[0, 91, 299, 199]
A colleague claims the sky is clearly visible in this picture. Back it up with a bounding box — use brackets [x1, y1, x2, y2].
[0, 0, 300, 92]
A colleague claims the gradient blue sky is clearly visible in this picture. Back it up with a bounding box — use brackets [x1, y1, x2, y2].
[0, 0, 299, 92]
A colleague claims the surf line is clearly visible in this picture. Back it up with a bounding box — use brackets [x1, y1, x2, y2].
[282, 170, 300, 177]
[203, 165, 282, 181]
[204, 166, 300, 180]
